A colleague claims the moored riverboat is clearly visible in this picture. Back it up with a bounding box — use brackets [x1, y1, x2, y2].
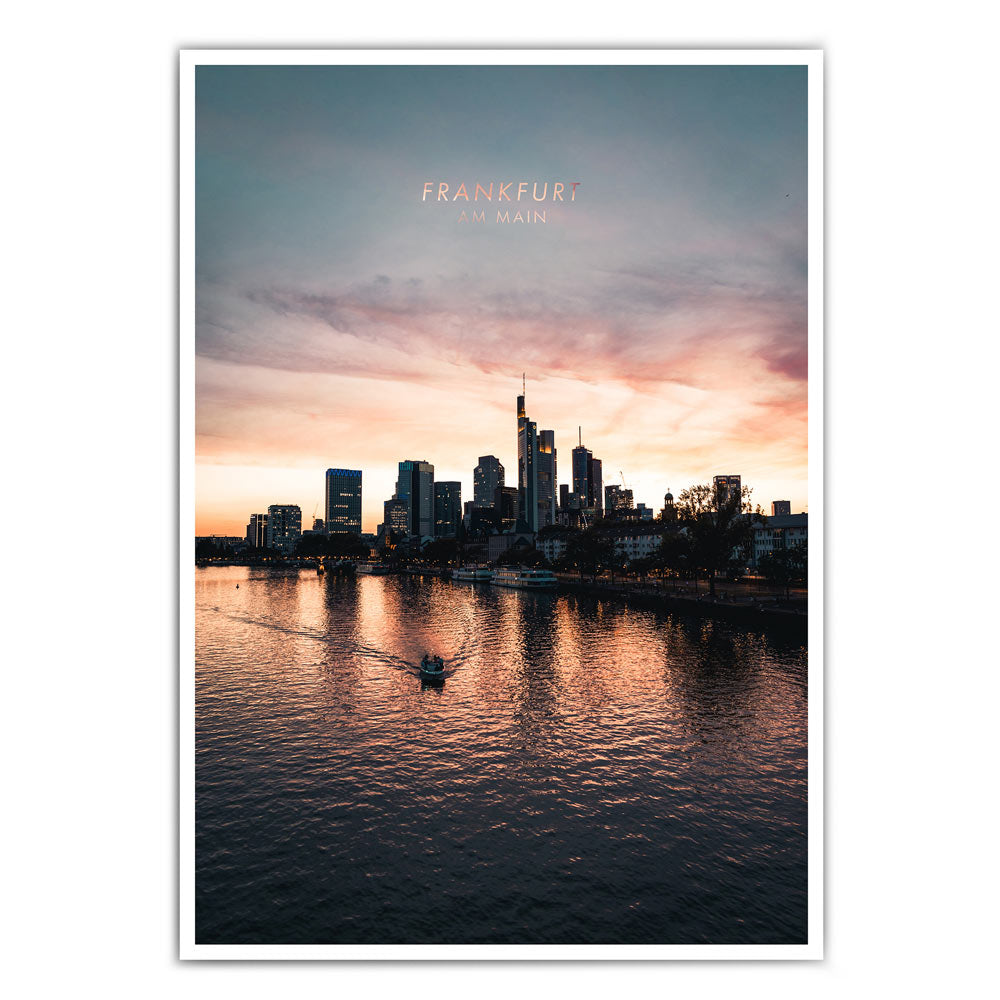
[357, 563, 391, 575]
[491, 567, 558, 590]
[452, 566, 493, 582]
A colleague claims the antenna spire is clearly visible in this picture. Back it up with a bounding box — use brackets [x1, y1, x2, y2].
[578, 426, 582, 446]
[522, 372, 525, 395]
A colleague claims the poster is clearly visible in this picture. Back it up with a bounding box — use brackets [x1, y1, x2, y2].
[181, 49, 822, 959]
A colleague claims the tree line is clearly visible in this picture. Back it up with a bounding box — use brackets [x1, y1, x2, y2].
[195, 483, 807, 595]
[402, 482, 807, 596]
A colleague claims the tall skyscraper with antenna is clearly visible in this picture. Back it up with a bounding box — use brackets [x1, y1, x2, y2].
[517, 375, 539, 532]
[572, 427, 591, 502]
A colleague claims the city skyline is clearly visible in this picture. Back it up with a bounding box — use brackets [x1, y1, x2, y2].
[195, 65, 808, 535]
[210, 383, 804, 544]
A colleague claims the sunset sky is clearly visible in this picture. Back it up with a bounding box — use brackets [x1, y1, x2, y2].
[195, 64, 808, 535]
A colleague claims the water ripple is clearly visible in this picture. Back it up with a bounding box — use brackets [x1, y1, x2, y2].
[195, 567, 808, 944]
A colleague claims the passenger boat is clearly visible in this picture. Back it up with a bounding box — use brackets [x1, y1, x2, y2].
[452, 566, 493, 582]
[491, 567, 558, 590]
[419, 655, 446, 681]
[357, 563, 391, 575]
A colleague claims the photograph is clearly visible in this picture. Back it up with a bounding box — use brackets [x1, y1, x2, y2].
[8, 2, 999, 994]
[182, 50, 821, 957]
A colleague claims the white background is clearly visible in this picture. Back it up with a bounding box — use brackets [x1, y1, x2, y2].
[3, 2, 996, 997]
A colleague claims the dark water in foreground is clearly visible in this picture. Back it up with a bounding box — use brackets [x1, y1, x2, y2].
[195, 567, 808, 945]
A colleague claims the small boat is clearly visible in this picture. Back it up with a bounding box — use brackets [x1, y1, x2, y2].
[419, 654, 446, 681]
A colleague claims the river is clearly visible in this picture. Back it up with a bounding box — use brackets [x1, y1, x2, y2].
[195, 566, 808, 944]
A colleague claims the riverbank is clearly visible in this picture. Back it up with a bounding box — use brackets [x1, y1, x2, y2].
[395, 567, 807, 636]
[196, 561, 807, 636]
[554, 576, 807, 636]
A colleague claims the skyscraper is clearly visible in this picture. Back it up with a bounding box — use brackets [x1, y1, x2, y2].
[536, 429, 557, 527]
[714, 475, 742, 507]
[396, 460, 435, 537]
[589, 456, 603, 515]
[434, 481, 462, 537]
[266, 504, 301, 553]
[246, 513, 268, 548]
[495, 485, 520, 532]
[324, 468, 362, 535]
[383, 498, 409, 537]
[571, 432, 591, 503]
[474, 456, 504, 507]
[771, 500, 791, 516]
[517, 383, 539, 532]
[571, 428, 602, 512]
[605, 484, 634, 512]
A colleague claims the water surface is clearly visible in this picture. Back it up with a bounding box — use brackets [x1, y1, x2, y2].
[196, 567, 808, 944]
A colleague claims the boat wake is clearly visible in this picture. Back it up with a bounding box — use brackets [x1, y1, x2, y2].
[197, 602, 476, 682]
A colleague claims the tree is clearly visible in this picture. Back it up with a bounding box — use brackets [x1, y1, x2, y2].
[295, 532, 368, 560]
[519, 547, 549, 568]
[328, 532, 370, 559]
[552, 551, 576, 574]
[606, 548, 629, 584]
[494, 541, 546, 567]
[675, 484, 763, 597]
[421, 537, 459, 568]
[566, 527, 615, 581]
[758, 542, 807, 599]
[195, 538, 221, 560]
[630, 556, 655, 585]
[461, 541, 486, 565]
[657, 530, 693, 587]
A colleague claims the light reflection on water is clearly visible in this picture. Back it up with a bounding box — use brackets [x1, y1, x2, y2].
[196, 566, 807, 944]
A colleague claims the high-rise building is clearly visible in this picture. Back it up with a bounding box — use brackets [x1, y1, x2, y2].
[556, 490, 590, 528]
[383, 498, 409, 538]
[396, 460, 435, 537]
[589, 457, 603, 515]
[266, 505, 301, 553]
[771, 500, 791, 516]
[495, 485, 520, 532]
[605, 484, 634, 512]
[714, 475, 742, 508]
[559, 483, 570, 510]
[434, 481, 462, 537]
[246, 513, 268, 548]
[325, 468, 362, 535]
[465, 500, 498, 534]
[474, 456, 504, 507]
[312, 518, 325, 533]
[517, 386, 538, 532]
[536, 429, 557, 528]
[571, 437, 591, 503]
[571, 429, 602, 512]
